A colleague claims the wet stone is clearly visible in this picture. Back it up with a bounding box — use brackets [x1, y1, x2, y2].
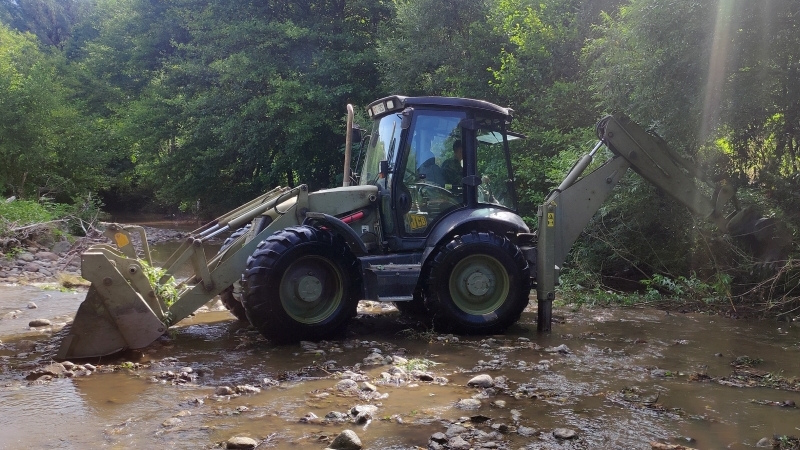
[445, 424, 468, 437]
[553, 428, 577, 439]
[517, 426, 536, 437]
[455, 398, 482, 410]
[26, 302, 37, 309]
[162, 417, 181, 427]
[363, 352, 387, 365]
[235, 384, 261, 395]
[299, 412, 319, 423]
[26, 363, 66, 380]
[28, 319, 51, 328]
[336, 379, 359, 392]
[226, 436, 258, 449]
[329, 429, 362, 450]
[351, 404, 378, 423]
[756, 437, 771, 447]
[430, 432, 447, 444]
[467, 374, 494, 388]
[325, 411, 349, 421]
[448, 436, 471, 450]
[215, 386, 235, 396]
[391, 355, 408, 365]
[545, 344, 571, 354]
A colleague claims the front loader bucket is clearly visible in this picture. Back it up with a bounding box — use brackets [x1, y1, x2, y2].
[57, 252, 167, 360]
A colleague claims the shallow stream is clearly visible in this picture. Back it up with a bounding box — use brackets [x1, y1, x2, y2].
[1, 232, 799, 449]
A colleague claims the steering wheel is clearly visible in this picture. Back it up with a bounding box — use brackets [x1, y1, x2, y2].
[413, 182, 461, 209]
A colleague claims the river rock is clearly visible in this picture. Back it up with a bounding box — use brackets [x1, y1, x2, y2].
[26, 363, 67, 380]
[545, 344, 571, 354]
[18, 252, 35, 262]
[391, 355, 408, 365]
[235, 384, 261, 395]
[467, 374, 494, 388]
[448, 436, 470, 450]
[215, 386, 235, 396]
[553, 428, 577, 439]
[363, 352, 386, 365]
[23, 263, 40, 272]
[455, 398, 482, 410]
[329, 429, 362, 450]
[28, 319, 51, 327]
[36, 251, 58, 261]
[445, 424, 468, 437]
[325, 411, 349, 421]
[360, 382, 377, 392]
[755, 437, 771, 447]
[336, 379, 359, 392]
[517, 426, 536, 437]
[430, 432, 447, 444]
[226, 436, 258, 449]
[351, 404, 378, 423]
[161, 417, 181, 427]
[51, 241, 72, 254]
[27, 302, 37, 309]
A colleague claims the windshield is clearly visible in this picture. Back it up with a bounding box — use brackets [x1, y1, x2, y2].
[360, 113, 403, 185]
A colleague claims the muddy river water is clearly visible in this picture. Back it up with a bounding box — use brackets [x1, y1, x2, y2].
[1, 238, 799, 449]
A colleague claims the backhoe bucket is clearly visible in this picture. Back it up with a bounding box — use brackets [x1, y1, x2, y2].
[56, 252, 167, 360]
[726, 205, 793, 264]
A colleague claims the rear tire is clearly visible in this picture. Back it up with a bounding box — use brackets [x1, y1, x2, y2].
[243, 226, 361, 343]
[424, 231, 530, 334]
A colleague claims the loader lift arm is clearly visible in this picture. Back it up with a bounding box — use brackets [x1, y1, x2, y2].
[535, 113, 793, 331]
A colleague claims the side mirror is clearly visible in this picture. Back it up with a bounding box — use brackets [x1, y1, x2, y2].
[401, 107, 413, 129]
[351, 125, 364, 143]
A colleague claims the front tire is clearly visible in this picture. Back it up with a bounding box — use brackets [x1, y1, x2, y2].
[424, 231, 530, 334]
[243, 226, 361, 343]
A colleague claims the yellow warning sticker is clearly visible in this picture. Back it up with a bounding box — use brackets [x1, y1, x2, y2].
[408, 214, 428, 231]
[114, 232, 130, 247]
[547, 212, 555, 227]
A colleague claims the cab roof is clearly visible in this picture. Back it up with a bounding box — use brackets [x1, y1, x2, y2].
[367, 95, 513, 121]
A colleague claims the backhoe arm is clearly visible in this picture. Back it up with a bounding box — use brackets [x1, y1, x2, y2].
[535, 113, 792, 331]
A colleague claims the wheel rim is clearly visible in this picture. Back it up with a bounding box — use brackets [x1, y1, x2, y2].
[279, 255, 344, 324]
[448, 254, 509, 315]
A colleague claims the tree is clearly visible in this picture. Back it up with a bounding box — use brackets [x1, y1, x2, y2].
[378, 0, 504, 99]
[0, 23, 104, 199]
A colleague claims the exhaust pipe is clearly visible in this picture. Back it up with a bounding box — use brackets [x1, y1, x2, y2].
[343, 104, 354, 186]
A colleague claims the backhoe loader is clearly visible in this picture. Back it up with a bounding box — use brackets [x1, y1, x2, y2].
[57, 96, 793, 360]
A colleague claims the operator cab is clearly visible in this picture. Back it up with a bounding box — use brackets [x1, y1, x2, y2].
[359, 96, 522, 251]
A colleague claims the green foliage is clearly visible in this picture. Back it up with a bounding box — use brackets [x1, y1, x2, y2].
[378, 0, 503, 98]
[0, 199, 55, 226]
[140, 259, 179, 308]
[640, 272, 732, 304]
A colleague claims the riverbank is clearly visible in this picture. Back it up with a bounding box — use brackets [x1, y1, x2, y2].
[0, 224, 202, 285]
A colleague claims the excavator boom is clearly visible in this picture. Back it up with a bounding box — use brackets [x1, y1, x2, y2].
[536, 113, 792, 330]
